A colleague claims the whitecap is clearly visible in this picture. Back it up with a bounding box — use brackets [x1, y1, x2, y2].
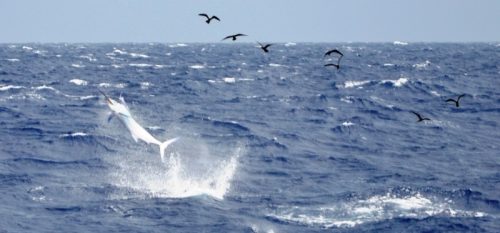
[111, 64, 123, 69]
[189, 64, 205, 69]
[393, 41, 408, 45]
[269, 63, 284, 67]
[6, 58, 20, 62]
[79, 95, 97, 100]
[344, 80, 370, 89]
[129, 63, 153, 68]
[69, 79, 88, 86]
[59, 132, 89, 138]
[413, 60, 431, 69]
[0, 85, 24, 91]
[154, 65, 167, 69]
[342, 121, 355, 127]
[380, 77, 408, 87]
[113, 49, 127, 55]
[169, 43, 188, 48]
[33, 85, 58, 92]
[98, 83, 111, 88]
[430, 91, 440, 96]
[79, 55, 96, 62]
[22, 46, 33, 51]
[223, 77, 236, 83]
[383, 63, 395, 67]
[284, 42, 297, 47]
[340, 96, 354, 104]
[268, 192, 487, 229]
[71, 64, 85, 68]
[140, 82, 151, 89]
[129, 53, 150, 58]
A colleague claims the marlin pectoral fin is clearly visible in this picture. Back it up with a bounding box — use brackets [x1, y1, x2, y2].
[107, 113, 115, 123]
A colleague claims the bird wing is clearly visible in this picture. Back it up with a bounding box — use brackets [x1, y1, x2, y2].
[410, 111, 422, 119]
[236, 34, 247, 37]
[457, 94, 466, 101]
[211, 16, 220, 21]
[264, 44, 272, 49]
[446, 99, 456, 103]
[198, 13, 209, 19]
[324, 63, 338, 68]
[222, 35, 233, 41]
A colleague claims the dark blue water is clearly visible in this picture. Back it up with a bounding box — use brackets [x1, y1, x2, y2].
[1, 43, 499, 232]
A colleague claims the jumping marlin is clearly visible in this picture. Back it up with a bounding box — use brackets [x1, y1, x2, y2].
[100, 90, 178, 162]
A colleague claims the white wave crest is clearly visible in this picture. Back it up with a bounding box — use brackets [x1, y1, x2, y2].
[344, 80, 370, 89]
[69, 79, 88, 86]
[71, 64, 85, 68]
[59, 132, 89, 138]
[189, 64, 205, 69]
[393, 41, 408, 45]
[6, 58, 20, 62]
[129, 53, 150, 58]
[268, 192, 487, 228]
[169, 43, 188, 48]
[223, 77, 236, 83]
[380, 77, 408, 87]
[129, 63, 153, 68]
[342, 121, 355, 127]
[0, 85, 24, 91]
[413, 60, 431, 69]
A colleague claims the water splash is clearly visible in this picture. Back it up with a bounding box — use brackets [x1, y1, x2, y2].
[110, 144, 242, 200]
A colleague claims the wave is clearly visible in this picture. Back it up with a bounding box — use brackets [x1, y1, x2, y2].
[168, 43, 188, 48]
[69, 79, 88, 86]
[6, 58, 20, 62]
[79, 55, 96, 62]
[380, 77, 408, 87]
[393, 41, 409, 46]
[129, 53, 149, 58]
[413, 60, 431, 69]
[59, 132, 89, 138]
[268, 192, 487, 228]
[223, 77, 236, 83]
[129, 63, 153, 68]
[189, 64, 205, 69]
[0, 85, 25, 91]
[71, 64, 85, 68]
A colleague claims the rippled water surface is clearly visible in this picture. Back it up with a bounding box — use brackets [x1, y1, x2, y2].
[1, 43, 499, 232]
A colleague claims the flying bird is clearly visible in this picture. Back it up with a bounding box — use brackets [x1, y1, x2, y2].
[324, 49, 344, 57]
[446, 94, 466, 107]
[324, 48, 344, 69]
[198, 13, 220, 24]
[222, 33, 247, 41]
[410, 111, 431, 122]
[257, 42, 272, 53]
[324, 63, 340, 69]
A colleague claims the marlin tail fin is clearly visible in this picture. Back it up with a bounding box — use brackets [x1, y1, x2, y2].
[159, 137, 179, 162]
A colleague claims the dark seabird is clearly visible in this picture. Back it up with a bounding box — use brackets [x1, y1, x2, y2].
[198, 13, 220, 24]
[324, 63, 340, 69]
[410, 111, 431, 122]
[222, 33, 247, 41]
[446, 94, 466, 107]
[324, 49, 344, 69]
[324, 49, 344, 57]
[257, 42, 272, 53]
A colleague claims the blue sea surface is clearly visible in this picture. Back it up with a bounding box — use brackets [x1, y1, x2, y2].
[0, 43, 499, 232]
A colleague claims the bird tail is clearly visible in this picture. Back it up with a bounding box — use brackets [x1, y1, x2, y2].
[159, 137, 179, 162]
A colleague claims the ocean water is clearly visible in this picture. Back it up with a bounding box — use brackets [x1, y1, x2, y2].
[0, 43, 499, 232]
